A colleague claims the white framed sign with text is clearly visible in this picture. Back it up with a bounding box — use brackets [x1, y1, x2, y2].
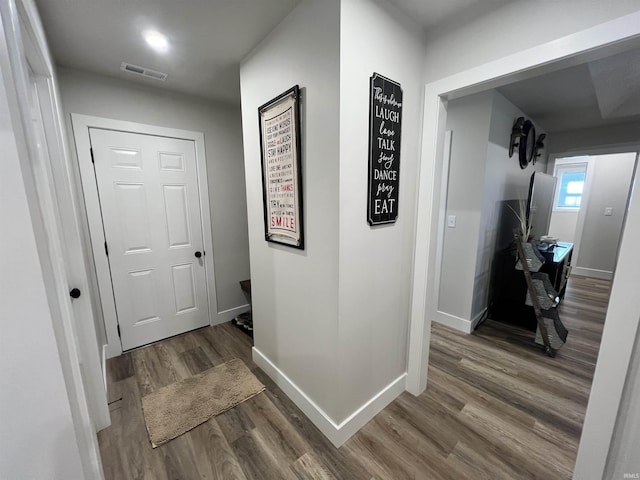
[258, 86, 304, 249]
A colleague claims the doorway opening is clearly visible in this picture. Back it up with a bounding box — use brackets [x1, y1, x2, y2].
[549, 152, 638, 280]
[72, 114, 219, 357]
[407, 11, 640, 479]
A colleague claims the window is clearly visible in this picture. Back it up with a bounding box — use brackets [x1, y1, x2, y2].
[554, 163, 587, 210]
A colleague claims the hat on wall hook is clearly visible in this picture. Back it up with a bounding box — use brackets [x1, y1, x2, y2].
[518, 120, 536, 169]
[532, 133, 546, 165]
[509, 117, 525, 158]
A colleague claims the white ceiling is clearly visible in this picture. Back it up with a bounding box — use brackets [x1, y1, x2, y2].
[34, 0, 640, 129]
[35, 0, 301, 104]
[387, 0, 511, 31]
[497, 47, 640, 133]
[35, 0, 509, 104]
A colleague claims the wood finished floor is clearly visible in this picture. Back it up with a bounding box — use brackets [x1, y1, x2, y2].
[99, 275, 610, 479]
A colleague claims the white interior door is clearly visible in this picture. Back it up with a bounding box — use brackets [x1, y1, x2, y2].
[90, 128, 210, 350]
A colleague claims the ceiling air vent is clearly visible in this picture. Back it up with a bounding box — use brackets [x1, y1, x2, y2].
[120, 62, 168, 81]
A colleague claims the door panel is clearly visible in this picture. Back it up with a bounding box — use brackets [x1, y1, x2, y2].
[171, 263, 197, 313]
[159, 152, 184, 171]
[110, 147, 142, 169]
[90, 128, 209, 350]
[163, 184, 192, 248]
[115, 182, 152, 253]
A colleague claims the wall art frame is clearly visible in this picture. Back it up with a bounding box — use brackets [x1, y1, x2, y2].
[258, 85, 304, 249]
[367, 73, 403, 226]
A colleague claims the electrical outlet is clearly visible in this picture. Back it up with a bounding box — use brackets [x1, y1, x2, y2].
[604, 207, 613, 216]
[447, 215, 456, 228]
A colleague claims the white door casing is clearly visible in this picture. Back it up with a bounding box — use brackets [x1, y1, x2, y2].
[90, 128, 209, 350]
[73, 115, 218, 357]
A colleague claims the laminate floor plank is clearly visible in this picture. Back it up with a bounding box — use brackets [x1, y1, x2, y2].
[160, 434, 202, 480]
[233, 429, 298, 480]
[290, 452, 337, 480]
[365, 412, 460, 480]
[457, 402, 574, 479]
[240, 392, 310, 463]
[254, 373, 374, 480]
[106, 352, 134, 384]
[215, 401, 257, 445]
[180, 346, 214, 376]
[99, 276, 607, 479]
[191, 418, 249, 480]
[445, 441, 528, 480]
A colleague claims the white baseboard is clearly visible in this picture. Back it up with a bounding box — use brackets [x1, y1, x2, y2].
[252, 347, 406, 447]
[470, 308, 487, 331]
[214, 303, 251, 325]
[433, 310, 472, 333]
[105, 341, 122, 359]
[572, 267, 613, 280]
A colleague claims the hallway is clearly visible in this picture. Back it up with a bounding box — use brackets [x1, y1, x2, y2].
[99, 276, 608, 479]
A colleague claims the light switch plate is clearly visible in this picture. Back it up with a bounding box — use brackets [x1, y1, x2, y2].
[604, 207, 613, 216]
[447, 215, 456, 228]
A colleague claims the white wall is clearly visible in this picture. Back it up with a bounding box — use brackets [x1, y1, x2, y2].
[423, 0, 640, 83]
[548, 211, 579, 243]
[548, 121, 640, 155]
[439, 90, 546, 324]
[605, 318, 640, 478]
[57, 67, 250, 317]
[240, 0, 425, 434]
[576, 153, 636, 276]
[439, 91, 492, 320]
[0, 67, 84, 480]
[338, 0, 425, 421]
[240, 0, 342, 419]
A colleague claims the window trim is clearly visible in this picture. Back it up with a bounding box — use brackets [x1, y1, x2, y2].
[553, 163, 588, 212]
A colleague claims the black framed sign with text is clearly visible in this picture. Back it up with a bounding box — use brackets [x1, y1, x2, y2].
[367, 73, 402, 226]
[258, 85, 304, 249]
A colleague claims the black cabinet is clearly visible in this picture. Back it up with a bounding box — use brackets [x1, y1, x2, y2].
[490, 242, 573, 331]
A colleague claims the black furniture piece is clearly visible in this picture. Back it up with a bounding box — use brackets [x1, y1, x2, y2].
[490, 242, 573, 331]
[538, 242, 573, 296]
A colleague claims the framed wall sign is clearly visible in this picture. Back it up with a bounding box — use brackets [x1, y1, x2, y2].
[368, 73, 403, 226]
[258, 85, 304, 249]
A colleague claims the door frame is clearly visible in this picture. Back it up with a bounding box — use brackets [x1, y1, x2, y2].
[406, 10, 640, 479]
[1, 0, 105, 477]
[72, 114, 218, 358]
[548, 149, 640, 280]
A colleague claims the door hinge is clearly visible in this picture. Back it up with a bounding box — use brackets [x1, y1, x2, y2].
[117, 324, 121, 338]
[104, 241, 109, 256]
[90, 147, 95, 164]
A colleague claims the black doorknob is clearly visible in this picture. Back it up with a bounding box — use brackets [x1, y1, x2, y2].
[69, 288, 81, 299]
[195, 251, 202, 258]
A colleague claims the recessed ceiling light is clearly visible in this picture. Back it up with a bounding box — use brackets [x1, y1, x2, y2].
[143, 30, 169, 53]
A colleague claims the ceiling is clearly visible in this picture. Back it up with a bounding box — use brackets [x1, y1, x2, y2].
[387, 0, 511, 31]
[497, 47, 640, 133]
[34, 0, 640, 129]
[35, 0, 301, 104]
[34, 0, 509, 104]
